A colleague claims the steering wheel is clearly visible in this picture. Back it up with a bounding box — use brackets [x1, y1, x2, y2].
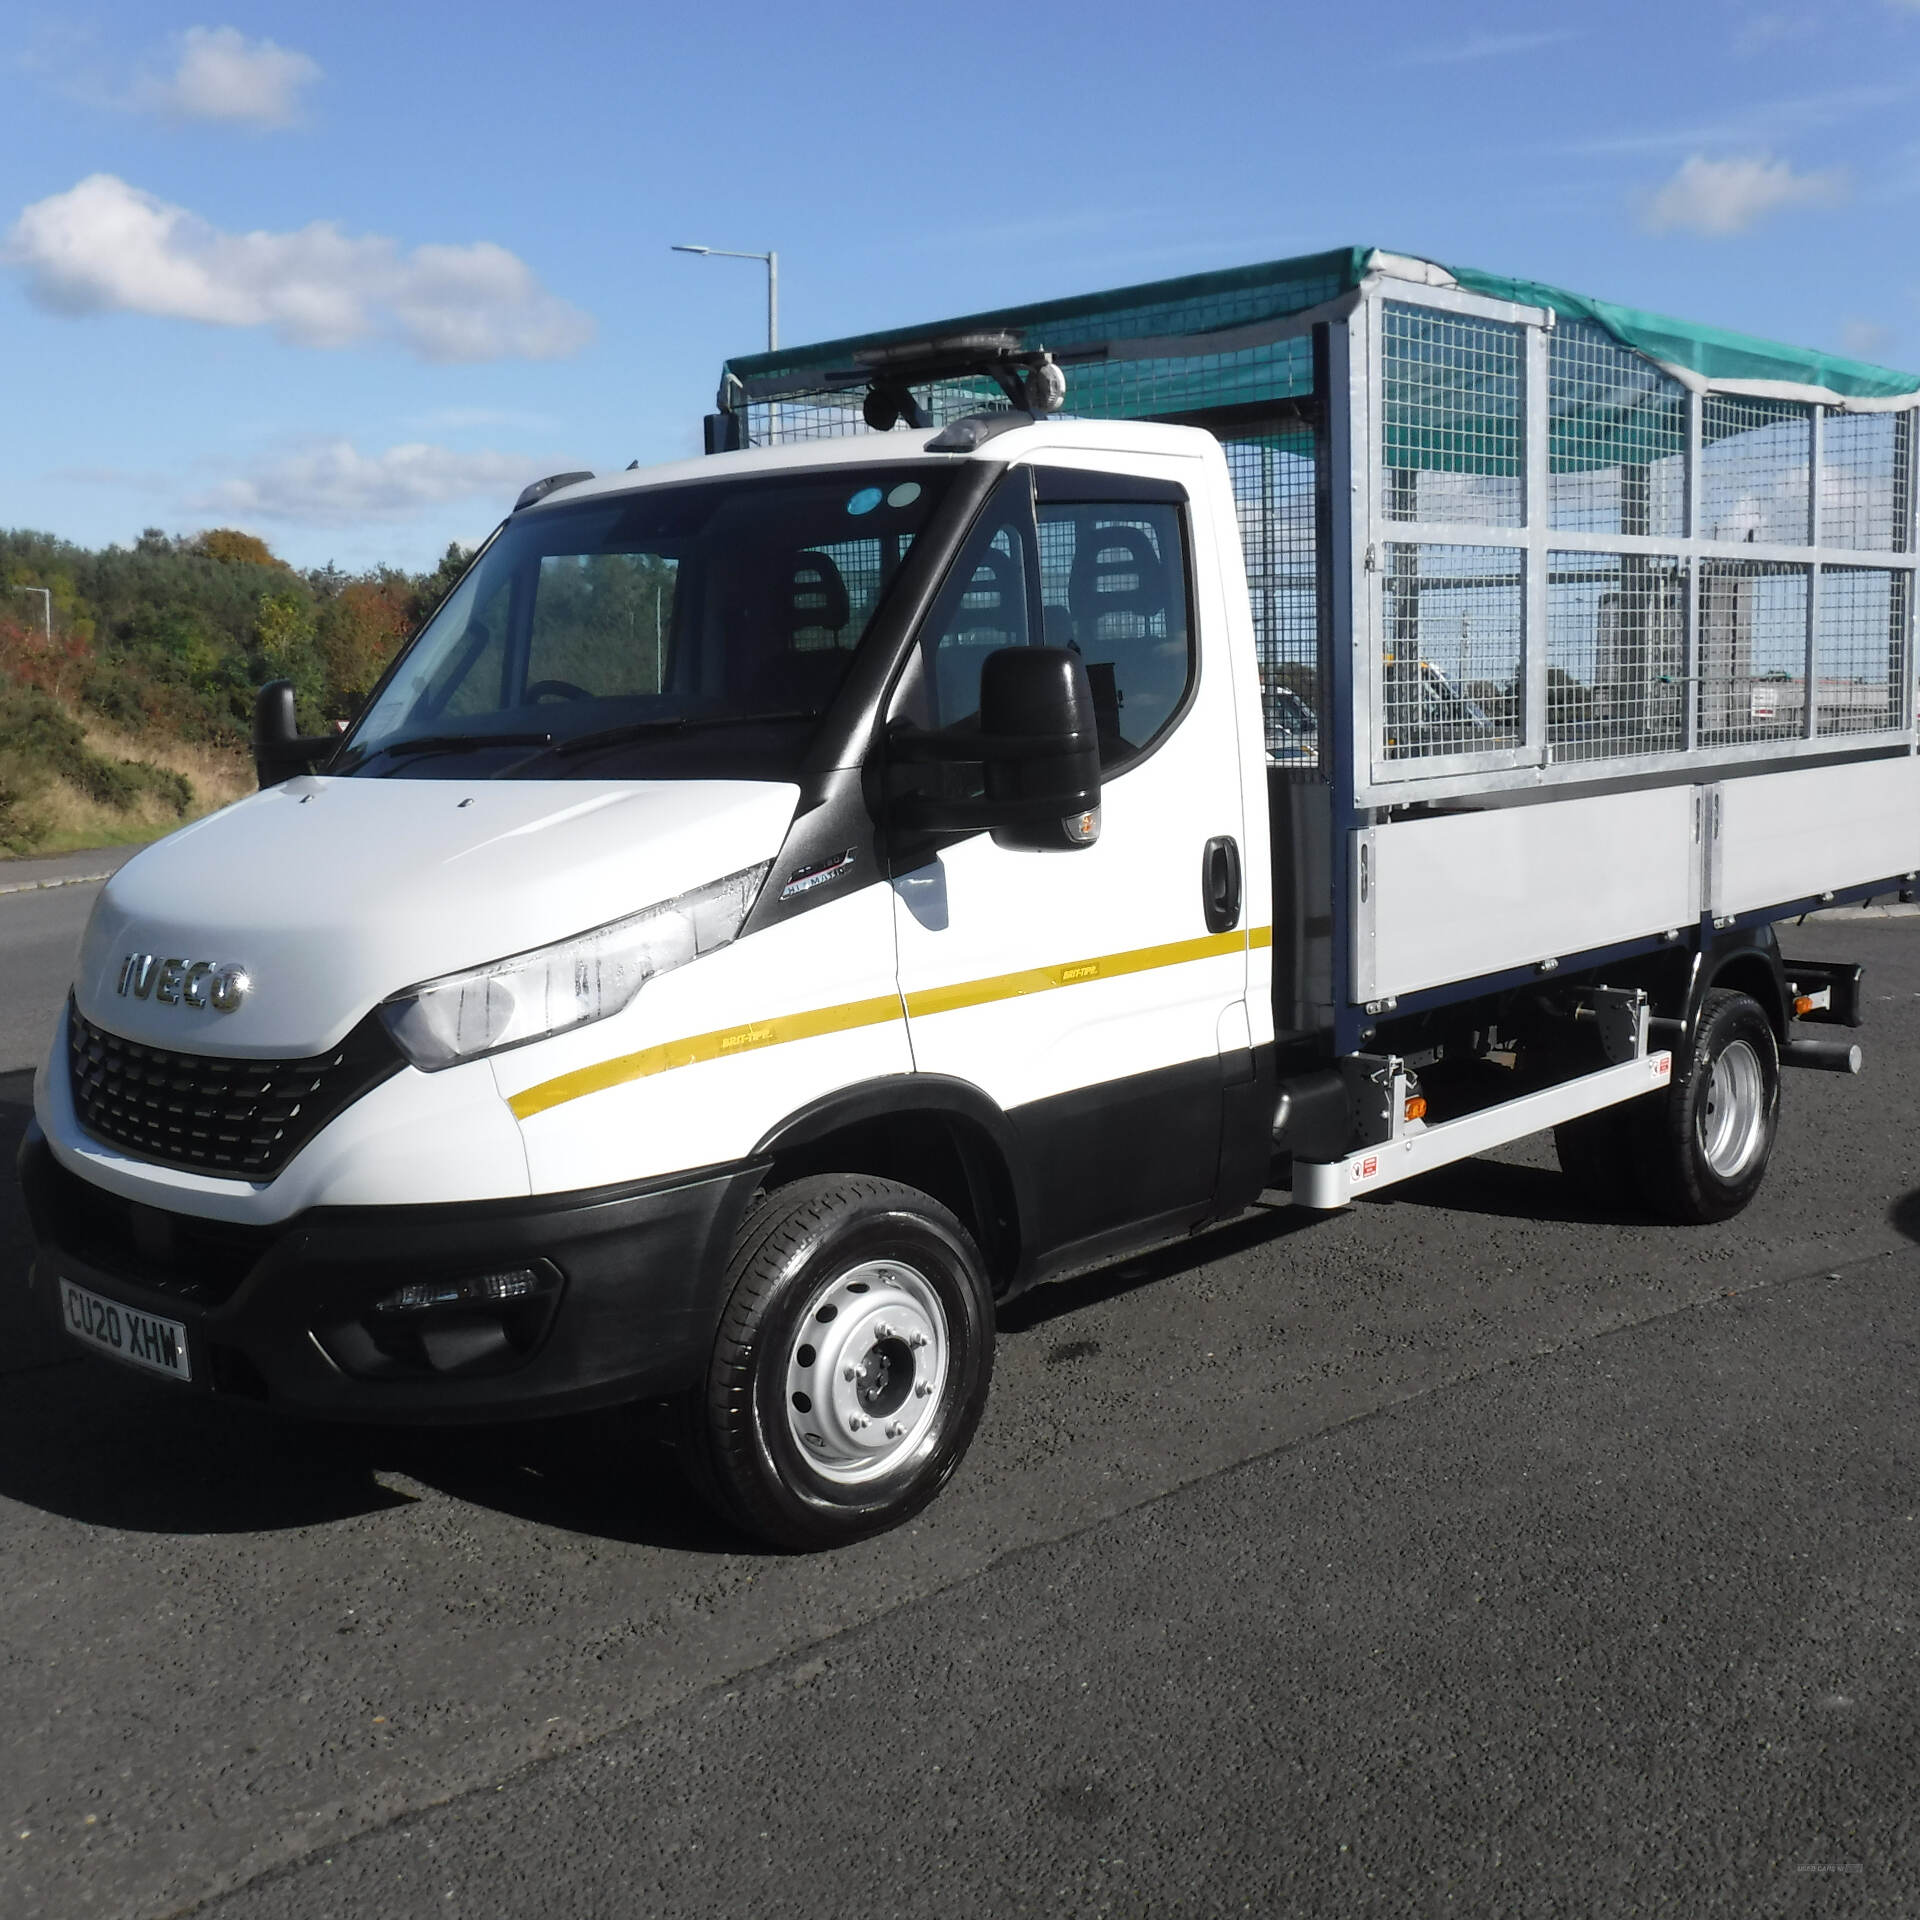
[524, 678, 591, 703]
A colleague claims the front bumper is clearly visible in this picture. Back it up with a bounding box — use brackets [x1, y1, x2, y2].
[17, 1123, 765, 1421]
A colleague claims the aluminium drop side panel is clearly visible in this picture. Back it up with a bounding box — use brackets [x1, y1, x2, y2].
[1351, 787, 1700, 1003]
[1711, 757, 1920, 917]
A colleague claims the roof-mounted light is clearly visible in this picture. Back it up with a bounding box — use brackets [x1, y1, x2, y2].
[513, 471, 595, 512]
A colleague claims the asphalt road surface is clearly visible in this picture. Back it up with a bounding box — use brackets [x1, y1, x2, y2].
[3, 869, 1917, 1918]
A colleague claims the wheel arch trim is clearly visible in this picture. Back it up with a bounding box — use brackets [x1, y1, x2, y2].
[749, 1074, 1034, 1286]
[1696, 930, 1790, 1041]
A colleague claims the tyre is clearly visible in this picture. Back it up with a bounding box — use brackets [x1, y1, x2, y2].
[1629, 988, 1780, 1224]
[688, 1174, 995, 1550]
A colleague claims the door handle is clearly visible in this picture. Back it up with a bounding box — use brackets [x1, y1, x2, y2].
[1202, 835, 1241, 933]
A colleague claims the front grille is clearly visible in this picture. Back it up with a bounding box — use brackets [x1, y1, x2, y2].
[68, 1000, 404, 1179]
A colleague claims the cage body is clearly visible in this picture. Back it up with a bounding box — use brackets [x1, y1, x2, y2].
[715, 248, 1920, 1050]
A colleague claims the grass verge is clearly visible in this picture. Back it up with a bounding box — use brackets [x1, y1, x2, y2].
[0, 687, 253, 858]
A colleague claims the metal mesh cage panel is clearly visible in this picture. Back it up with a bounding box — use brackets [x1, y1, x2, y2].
[1821, 411, 1911, 553]
[747, 384, 1008, 448]
[1547, 320, 1686, 537]
[1381, 305, 1524, 528]
[1816, 566, 1908, 734]
[1546, 551, 1686, 761]
[708, 261, 1920, 802]
[1224, 430, 1319, 764]
[1701, 396, 1811, 546]
[1380, 545, 1524, 760]
[1697, 559, 1809, 745]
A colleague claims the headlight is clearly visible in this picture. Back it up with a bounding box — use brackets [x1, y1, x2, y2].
[380, 863, 770, 1071]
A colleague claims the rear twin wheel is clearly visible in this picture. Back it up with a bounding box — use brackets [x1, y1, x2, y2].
[685, 1174, 996, 1550]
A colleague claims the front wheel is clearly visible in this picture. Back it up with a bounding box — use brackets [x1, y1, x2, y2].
[1630, 988, 1781, 1223]
[688, 1174, 995, 1550]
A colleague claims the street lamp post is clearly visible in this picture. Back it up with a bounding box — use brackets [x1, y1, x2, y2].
[670, 244, 778, 351]
[11, 586, 50, 643]
[672, 244, 781, 446]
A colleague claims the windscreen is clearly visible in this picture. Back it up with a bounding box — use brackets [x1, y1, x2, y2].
[335, 466, 954, 781]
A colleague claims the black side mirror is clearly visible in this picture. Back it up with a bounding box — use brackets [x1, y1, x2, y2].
[978, 645, 1102, 850]
[251, 680, 336, 789]
[888, 645, 1102, 850]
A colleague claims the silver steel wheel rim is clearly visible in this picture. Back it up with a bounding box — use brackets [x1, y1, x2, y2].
[1698, 1037, 1767, 1180]
[783, 1259, 949, 1486]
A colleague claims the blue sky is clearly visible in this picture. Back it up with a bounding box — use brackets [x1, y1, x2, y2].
[4, 0, 1920, 573]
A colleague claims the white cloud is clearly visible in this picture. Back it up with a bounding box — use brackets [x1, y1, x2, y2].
[1641, 153, 1846, 235]
[190, 441, 579, 528]
[5, 174, 595, 362]
[135, 26, 321, 127]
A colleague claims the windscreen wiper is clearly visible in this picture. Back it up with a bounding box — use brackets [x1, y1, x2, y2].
[359, 730, 555, 765]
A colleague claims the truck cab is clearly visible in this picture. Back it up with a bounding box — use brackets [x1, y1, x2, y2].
[22, 420, 1277, 1549]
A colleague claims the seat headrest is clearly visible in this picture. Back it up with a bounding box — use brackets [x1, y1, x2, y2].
[954, 547, 1022, 634]
[1068, 523, 1168, 630]
[788, 550, 851, 641]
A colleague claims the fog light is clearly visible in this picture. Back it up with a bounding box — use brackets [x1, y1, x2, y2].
[373, 1267, 545, 1314]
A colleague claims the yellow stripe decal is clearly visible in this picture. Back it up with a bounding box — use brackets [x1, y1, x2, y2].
[902, 926, 1255, 1020]
[507, 924, 1273, 1122]
[508, 994, 903, 1121]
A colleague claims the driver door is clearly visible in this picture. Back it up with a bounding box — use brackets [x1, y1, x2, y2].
[888, 457, 1252, 1266]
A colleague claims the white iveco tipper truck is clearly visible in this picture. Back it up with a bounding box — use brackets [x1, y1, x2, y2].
[21, 247, 1918, 1547]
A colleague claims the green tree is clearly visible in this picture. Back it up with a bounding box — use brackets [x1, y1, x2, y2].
[411, 542, 475, 628]
[254, 590, 326, 730]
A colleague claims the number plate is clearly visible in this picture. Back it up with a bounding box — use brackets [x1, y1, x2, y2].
[59, 1279, 192, 1383]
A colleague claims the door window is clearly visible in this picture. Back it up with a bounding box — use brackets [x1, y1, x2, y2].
[1036, 501, 1193, 765]
[915, 519, 1036, 733]
[898, 483, 1194, 769]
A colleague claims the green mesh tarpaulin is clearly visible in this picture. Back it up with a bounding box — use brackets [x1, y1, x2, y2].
[719, 246, 1920, 428]
[724, 246, 1369, 391]
[1444, 262, 1919, 402]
